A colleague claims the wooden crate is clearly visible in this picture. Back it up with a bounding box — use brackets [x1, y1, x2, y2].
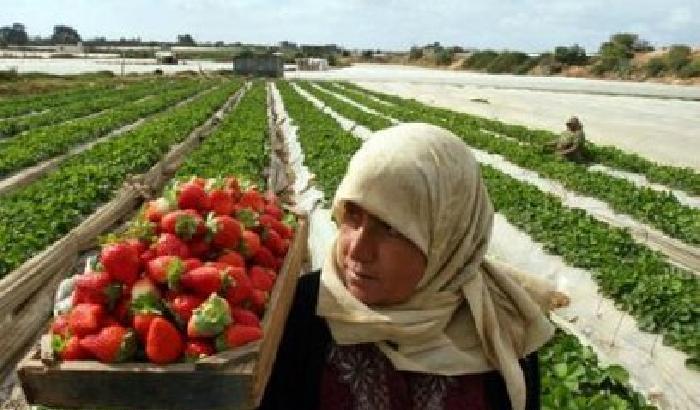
[18, 219, 308, 410]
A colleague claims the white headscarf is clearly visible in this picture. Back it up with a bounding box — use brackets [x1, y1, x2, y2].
[317, 123, 555, 410]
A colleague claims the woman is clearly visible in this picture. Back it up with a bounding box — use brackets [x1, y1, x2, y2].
[261, 123, 559, 410]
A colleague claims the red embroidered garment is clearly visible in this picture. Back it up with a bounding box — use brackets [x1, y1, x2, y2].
[319, 343, 491, 410]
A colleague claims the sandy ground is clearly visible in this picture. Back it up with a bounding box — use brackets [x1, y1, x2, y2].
[289, 64, 700, 170]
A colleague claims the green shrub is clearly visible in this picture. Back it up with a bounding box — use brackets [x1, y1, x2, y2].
[554, 44, 588, 65]
[644, 57, 666, 76]
[678, 59, 700, 78]
[463, 50, 498, 69]
[485, 51, 532, 74]
[667, 44, 692, 72]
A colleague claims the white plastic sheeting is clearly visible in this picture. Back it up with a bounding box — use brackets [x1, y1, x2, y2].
[310, 83, 399, 124]
[268, 83, 337, 272]
[289, 83, 373, 141]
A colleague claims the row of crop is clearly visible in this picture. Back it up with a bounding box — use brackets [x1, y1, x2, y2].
[0, 78, 171, 138]
[0, 78, 213, 179]
[0, 80, 243, 278]
[177, 81, 269, 183]
[0, 81, 116, 119]
[315, 81, 700, 246]
[276, 80, 657, 408]
[303, 80, 700, 366]
[337, 82, 700, 196]
[293, 81, 393, 131]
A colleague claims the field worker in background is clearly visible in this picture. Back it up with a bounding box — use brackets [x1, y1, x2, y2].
[547, 116, 587, 163]
[260, 123, 568, 410]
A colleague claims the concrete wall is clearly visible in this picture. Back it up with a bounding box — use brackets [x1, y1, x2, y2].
[233, 55, 283, 77]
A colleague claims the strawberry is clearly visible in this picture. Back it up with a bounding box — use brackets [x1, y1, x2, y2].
[231, 307, 260, 327]
[187, 294, 231, 338]
[178, 180, 209, 211]
[249, 266, 276, 292]
[217, 250, 245, 269]
[249, 289, 269, 315]
[144, 197, 172, 223]
[160, 210, 205, 241]
[215, 324, 263, 351]
[180, 266, 227, 297]
[132, 313, 160, 343]
[186, 237, 210, 259]
[130, 277, 163, 315]
[263, 203, 283, 220]
[224, 267, 253, 306]
[73, 271, 122, 308]
[68, 303, 105, 337]
[125, 238, 147, 258]
[184, 339, 215, 361]
[103, 316, 121, 327]
[261, 228, 288, 257]
[146, 317, 183, 365]
[139, 247, 158, 265]
[155, 233, 190, 259]
[234, 208, 259, 230]
[50, 314, 71, 338]
[184, 258, 203, 272]
[259, 214, 294, 239]
[147, 255, 185, 290]
[168, 294, 204, 325]
[239, 190, 265, 213]
[253, 246, 278, 270]
[238, 230, 261, 259]
[224, 176, 241, 199]
[208, 188, 234, 216]
[80, 325, 136, 363]
[53, 335, 90, 361]
[100, 242, 140, 286]
[113, 295, 132, 324]
[206, 214, 242, 249]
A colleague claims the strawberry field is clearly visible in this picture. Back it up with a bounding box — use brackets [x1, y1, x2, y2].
[0, 74, 698, 410]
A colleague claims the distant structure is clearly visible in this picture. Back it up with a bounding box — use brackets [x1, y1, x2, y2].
[295, 57, 329, 71]
[54, 41, 84, 55]
[233, 54, 283, 77]
[155, 51, 178, 64]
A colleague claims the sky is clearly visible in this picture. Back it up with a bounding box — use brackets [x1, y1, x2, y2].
[3, 0, 699, 52]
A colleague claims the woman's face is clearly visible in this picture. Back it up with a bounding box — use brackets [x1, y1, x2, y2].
[338, 202, 427, 306]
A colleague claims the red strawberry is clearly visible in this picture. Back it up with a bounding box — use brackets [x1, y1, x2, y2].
[261, 228, 288, 257]
[249, 266, 276, 292]
[208, 188, 234, 216]
[147, 255, 185, 290]
[259, 213, 294, 239]
[206, 214, 242, 249]
[130, 277, 163, 314]
[155, 233, 190, 259]
[74, 271, 122, 307]
[113, 295, 131, 324]
[125, 238, 147, 257]
[51, 314, 71, 338]
[140, 247, 157, 265]
[180, 266, 227, 297]
[103, 316, 121, 327]
[263, 203, 283, 220]
[160, 210, 205, 241]
[231, 307, 260, 327]
[133, 313, 160, 343]
[184, 258, 203, 272]
[238, 230, 261, 258]
[253, 246, 278, 270]
[53, 335, 90, 361]
[224, 267, 253, 306]
[146, 317, 183, 365]
[216, 325, 263, 351]
[185, 339, 215, 360]
[249, 289, 269, 315]
[187, 294, 232, 338]
[186, 237, 210, 259]
[217, 250, 245, 269]
[68, 303, 105, 337]
[168, 294, 204, 325]
[239, 190, 265, 213]
[100, 242, 140, 286]
[178, 181, 209, 211]
[144, 198, 172, 223]
[80, 325, 136, 363]
[224, 176, 241, 199]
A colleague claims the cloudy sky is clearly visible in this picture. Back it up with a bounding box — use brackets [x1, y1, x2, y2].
[4, 0, 699, 52]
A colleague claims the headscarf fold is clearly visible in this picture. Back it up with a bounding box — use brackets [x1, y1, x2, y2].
[317, 123, 555, 410]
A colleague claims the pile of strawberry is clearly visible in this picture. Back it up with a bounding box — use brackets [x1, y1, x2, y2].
[49, 176, 295, 365]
